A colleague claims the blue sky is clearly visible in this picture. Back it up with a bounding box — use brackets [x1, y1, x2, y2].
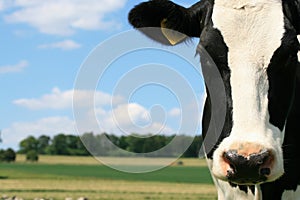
[0, 0, 205, 149]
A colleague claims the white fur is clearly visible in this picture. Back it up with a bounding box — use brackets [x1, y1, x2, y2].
[212, 0, 284, 135]
[214, 179, 261, 200]
[207, 158, 262, 200]
[282, 186, 300, 200]
[210, 0, 285, 197]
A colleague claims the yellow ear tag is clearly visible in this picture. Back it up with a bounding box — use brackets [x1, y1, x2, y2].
[160, 19, 187, 45]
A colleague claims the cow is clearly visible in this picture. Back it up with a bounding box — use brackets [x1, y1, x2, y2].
[128, 0, 300, 199]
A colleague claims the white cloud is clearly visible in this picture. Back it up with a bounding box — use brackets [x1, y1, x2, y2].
[7, 88, 204, 149]
[13, 87, 124, 110]
[3, 101, 173, 149]
[113, 103, 151, 127]
[12, 88, 202, 136]
[0, 60, 28, 74]
[38, 39, 81, 50]
[2, 116, 76, 149]
[0, 1, 4, 11]
[169, 108, 181, 117]
[4, 0, 127, 35]
[92, 103, 174, 136]
[0, 0, 14, 11]
[14, 87, 73, 110]
[1, 106, 172, 150]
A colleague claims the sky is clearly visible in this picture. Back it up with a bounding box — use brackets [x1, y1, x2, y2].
[0, 0, 205, 150]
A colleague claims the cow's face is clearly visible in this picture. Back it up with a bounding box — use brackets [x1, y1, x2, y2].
[208, 0, 299, 185]
[129, 0, 299, 185]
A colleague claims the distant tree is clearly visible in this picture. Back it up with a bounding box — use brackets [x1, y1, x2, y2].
[66, 135, 89, 156]
[125, 135, 144, 153]
[37, 135, 50, 154]
[142, 135, 167, 153]
[65, 135, 78, 149]
[76, 138, 89, 156]
[118, 135, 129, 150]
[44, 144, 55, 155]
[81, 132, 99, 155]
[105, 134, 119, 146]
[95, 133, 117, 156]
[16, 133, 202, 157]
[122, 134, 171, 155]
[50, 134, 68, 155]
[47, 133, 89, 156]
[19, 136, 38, 154]
[182, 136, 203, 158]
[5, 148, 16, 162]
[26, 150, 39, 162]
[0, 149, 4, 161]
[0, 148, 16, 162]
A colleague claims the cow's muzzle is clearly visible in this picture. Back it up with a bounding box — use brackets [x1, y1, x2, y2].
[223, 149, 274, 185]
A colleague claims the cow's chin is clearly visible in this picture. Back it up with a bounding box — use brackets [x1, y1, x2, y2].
[210, 136, 285, 186]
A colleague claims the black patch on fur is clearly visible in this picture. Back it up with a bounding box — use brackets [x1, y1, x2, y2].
[261, 55, 300, 200]
[229, 182, 255, 194]
[261, 14, 300, 200]
[267, 20, 299, 131]
[200, 22, 233, 159]
[283, 0, 300, 34]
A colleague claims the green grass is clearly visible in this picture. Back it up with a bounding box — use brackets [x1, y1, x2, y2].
[0, 163, 213, 184]
[0, 156, 217, 200]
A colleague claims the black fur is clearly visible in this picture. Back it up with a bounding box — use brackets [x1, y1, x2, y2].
[200, 27, 233, 158]
[283, 0, 300, 34]
[261, 49, 300, 199]
[230, 182, 256, 195]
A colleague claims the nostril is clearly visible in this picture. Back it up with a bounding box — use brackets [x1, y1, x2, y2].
[229, 164, 235, 170]
[227, 169, 235, 178]
[223, 150, 242, 173]
[250, 149, 271, 166]
[260, 168, 271, 176]
[223, 150, 238, 162]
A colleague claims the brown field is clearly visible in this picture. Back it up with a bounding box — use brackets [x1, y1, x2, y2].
[15, 155, 209, 167]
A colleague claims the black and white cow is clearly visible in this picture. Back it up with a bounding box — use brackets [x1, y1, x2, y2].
[129, 0, 300, 199]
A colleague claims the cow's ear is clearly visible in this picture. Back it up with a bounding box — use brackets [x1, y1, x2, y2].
[161, 19, 188, 45]
[128, 0, 210, 45]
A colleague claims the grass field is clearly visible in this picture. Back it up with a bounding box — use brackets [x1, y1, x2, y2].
[0, 155, 217, 200]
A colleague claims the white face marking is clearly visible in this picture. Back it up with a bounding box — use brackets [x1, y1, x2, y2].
[211, 0, 285, 182]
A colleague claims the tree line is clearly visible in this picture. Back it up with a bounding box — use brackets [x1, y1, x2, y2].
[81, 133, 203, 157]
[0, 133, 203, 162]
[18, 134, 89, 156]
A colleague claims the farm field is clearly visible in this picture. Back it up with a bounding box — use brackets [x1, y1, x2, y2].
[0, 155, 217, 200]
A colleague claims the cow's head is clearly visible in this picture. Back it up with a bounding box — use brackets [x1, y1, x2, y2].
[129, 0, 299, 186]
